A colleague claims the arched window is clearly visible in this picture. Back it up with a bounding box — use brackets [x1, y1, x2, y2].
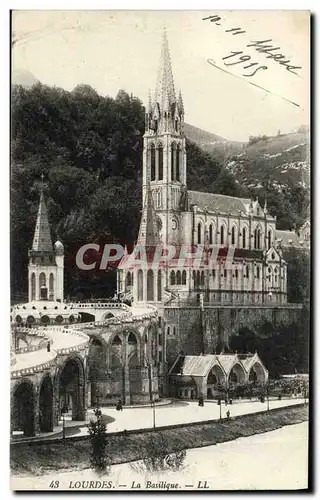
[257, 266, 260, 279]
[176, 145, 180, 182]
[49, 273, 54, 300]
[158, 143, 163, 180]
[197, 223, 202, 244]
[176, 271, 181, 285]
[171, 142, 176, 181]
[137, 270, 143, 301]
[201, 271, 205, 286]
[147, 269, 154, 301]
[231, 226, 236, 245]
[125, 272, 132, 289]
[39, 272, 46, 288]
[157, 270, 162, 301]
[242, 228, 246, 248]
[197, 271, 201, 287]
[49, 273, 54, 292]
[150, 144, 156, 181]
[182, 270, 187, 285]
[254, 228, 261, 249]
[268, 230, 272, 249]
[235, 269, 238, 279]
[170, 270, 176, 285]
[209, 224, 213, 245]
[246, 266, 249, 278]
[220, 225, 225, 245]
[31, 273, 36, 301]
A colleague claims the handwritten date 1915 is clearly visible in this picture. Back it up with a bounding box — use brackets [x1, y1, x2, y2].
[222, 50, 267, 77]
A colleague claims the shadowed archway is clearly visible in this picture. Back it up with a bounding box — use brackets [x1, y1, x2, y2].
[58, 357, 85, 421]
[12, 381, 35, 436]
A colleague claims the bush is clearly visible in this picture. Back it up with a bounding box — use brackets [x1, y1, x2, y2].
[87, 407, 110, 474]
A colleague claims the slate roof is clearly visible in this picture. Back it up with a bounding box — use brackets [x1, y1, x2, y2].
[32, 191, 53, 252]
[188, 191, 251, 214]
[276, 230, 302, 248]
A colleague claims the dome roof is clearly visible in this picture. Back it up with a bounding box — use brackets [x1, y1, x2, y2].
[54, 240, 64, 255]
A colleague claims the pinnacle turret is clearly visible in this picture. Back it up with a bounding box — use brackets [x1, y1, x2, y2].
[137, 183, 160, 246]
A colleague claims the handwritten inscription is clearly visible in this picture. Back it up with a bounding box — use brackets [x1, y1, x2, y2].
[202, 15, 302, 76]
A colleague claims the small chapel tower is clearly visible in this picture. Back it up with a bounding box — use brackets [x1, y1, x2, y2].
[28, 185, 64, 302]
[143, 30, 187, 244]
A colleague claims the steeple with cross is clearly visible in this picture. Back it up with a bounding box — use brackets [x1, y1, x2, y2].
[142, 29, 187, 246]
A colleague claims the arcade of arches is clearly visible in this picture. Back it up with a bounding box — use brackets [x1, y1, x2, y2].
[11, 355, 87, 437]
[87, 324, 160, 406]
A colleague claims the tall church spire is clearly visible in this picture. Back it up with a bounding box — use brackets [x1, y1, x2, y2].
[154, 30, 176, 110]
[137, 183, 160, 246]
[32, 188, 53, 252]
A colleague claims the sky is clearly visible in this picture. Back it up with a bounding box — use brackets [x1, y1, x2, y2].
[12, 10, 309, 141]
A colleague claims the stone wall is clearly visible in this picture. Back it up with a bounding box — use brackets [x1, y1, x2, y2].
[164, 305, 303, 365]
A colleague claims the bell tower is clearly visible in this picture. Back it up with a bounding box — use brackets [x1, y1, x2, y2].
[142, 30, 187, 244]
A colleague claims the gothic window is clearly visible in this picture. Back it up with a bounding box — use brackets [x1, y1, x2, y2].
[254, 228, 261, 249]
[157, 270, 162, 301]
[224, 269, 227, 278]
[39, 272, 46, 287]
[235, 269, 238, 279]
[150, 144, 156, 181]
[242, 227, 246, 248]
[220, 225, 225, 245]
[246, 266, 249, 278]
[125, 272, 132, 288]
[137, 270, 143, 301]
[49, 273, 54, 299]
[201, 271, 205, 286]
[231, 226, 236, 245]
[209, 224, 213, 245]
[176, 270, 181, 285]
[147, 269, 154, 301]
[257, 267, 260, 279]
[176, 145, 180, 182]
[212, 269, 216, 279]
[197, 271, 201, 287]
[158, 143, 163, 180]
[170, 270, 176, 285]
[268, 230, 272, 249]
[197, 223, 202, 244]
[182, 270, 187, 285]
[173, 326, 176, 335]
[171, 143, 176, 181]
[167, 326, 170, 336]
[175, 118, 178, 132]
[31, 273, 36, 301]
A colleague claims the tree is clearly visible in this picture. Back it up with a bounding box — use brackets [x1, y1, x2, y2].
[88, 407, 109, 474]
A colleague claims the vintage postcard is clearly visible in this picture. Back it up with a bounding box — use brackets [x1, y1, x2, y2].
[10, 10, 310, 491]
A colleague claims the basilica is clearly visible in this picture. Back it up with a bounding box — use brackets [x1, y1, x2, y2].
[117, 31, 289, 309]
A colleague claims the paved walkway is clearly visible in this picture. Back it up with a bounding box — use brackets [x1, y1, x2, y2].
[11, 398, 306, 443]
[94, 398, 306, 434]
